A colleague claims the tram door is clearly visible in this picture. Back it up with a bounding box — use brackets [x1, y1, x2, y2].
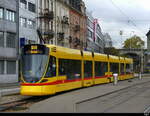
[83, 60, 93, 87]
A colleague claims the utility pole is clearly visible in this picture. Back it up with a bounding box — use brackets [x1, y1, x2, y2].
[120, 30, 123, 48]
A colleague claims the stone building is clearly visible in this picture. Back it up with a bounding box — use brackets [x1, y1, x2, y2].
[37, 0, 87, 50]
[67, 0, 87, 50]
[37, 0, 70, 48]
[0, 0, 19, 83]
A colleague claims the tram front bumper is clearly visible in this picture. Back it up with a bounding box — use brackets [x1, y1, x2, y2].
[20, 85, 56, 96]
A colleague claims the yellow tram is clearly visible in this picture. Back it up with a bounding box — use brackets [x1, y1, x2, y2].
[20, 44, 134, 96]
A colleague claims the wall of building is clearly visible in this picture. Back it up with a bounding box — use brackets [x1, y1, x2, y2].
[69, 1, 87, 50]
[54, 0, 70, 48]
[0, 0, 19, 83]
[19, 0, 38, 45]
[86, 11, 104, 53]
[104, 33, 113, 48]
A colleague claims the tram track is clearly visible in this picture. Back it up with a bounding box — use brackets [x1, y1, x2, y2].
[0, 95, 50, 112]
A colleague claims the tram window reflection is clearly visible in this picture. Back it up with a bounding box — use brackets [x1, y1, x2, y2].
[84, 61, 92, 78]
[110, 63, 119, 74]
[95, 62, 108, 77]
[45, 56, 56, 78]
[120, 63, 125, 75]
[59, 59, 81, 80]
[126, 64, 132, 74]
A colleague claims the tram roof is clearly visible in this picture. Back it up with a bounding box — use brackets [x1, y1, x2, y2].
[94, 53, 108, 62]
[46, 44, 82, 60]
[45, 44, 133, 63]
[119, 57, 125, 63]
[109, 55, 120, 63]
[125, 58, 133, 64]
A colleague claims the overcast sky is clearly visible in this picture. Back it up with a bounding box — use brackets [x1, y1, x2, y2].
[83, 0, 150, 48]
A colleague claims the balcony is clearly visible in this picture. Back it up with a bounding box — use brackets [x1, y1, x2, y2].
[61, 16, 69, 25]
[57, 32, 65, 41]
[38, 9, 54, 21]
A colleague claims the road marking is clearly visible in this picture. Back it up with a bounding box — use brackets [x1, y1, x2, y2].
[144, 105, 150, 115]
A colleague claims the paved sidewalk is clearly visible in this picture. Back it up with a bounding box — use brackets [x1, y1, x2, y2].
[0, 82, 20, 89]
[0, 82, 20, 97]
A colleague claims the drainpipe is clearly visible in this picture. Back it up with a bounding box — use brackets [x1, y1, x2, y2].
[17, 0, 20, 82]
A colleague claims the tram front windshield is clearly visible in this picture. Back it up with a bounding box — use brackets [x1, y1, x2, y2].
[22, 54, 49, 83]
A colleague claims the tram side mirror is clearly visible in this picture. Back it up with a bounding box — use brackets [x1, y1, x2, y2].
[58, 76, 67, 81]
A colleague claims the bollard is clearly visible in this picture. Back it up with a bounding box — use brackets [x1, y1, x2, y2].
[0, 90, 1, 98]
[113, 73, 118, 85]
[139, 72, 142, 80]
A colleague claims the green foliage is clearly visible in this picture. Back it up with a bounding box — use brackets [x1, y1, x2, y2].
[104, 47, 120, 56]
[123, 35, 145, 49]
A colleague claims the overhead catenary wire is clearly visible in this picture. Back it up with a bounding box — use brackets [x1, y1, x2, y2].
[109, 0, 146, 36]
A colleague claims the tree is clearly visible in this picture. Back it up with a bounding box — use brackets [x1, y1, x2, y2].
[123, 35, 145, 49]
[104, 47, 120, 56]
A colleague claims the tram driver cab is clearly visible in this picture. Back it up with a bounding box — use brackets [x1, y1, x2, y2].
[21, 44, 50, 83]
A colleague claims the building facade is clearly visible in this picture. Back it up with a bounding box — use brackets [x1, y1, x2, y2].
[103, 33, 113, 48]
[37, 0, 87, 50]
[37, 0, 70, 48]
[0, 0, 19, 83]
[86, 11, 105, 53]
[68, 0, 87, 50]
[54, 0, 70, 47]
[19, 0, 38, 46]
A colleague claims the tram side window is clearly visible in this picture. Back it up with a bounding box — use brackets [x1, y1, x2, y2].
[126, 64, 132, 74]
[59, 59, 81, 80]
[45, 56, 56, 78]
[120, 63, 125, 75]
[95, 62, 108, 77]
[110, 63, 119, 74]
[84, 61, 92, 78]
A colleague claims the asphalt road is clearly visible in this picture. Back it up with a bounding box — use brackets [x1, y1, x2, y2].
[14, 77, 150, 113]
[76, 81, 150, 113]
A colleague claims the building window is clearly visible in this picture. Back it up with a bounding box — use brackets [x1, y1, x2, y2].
[7, 61, 16, 74]
[87, 19, 93, 29]
[6, 32, 16, 48]
[0, 32, 4, 47]
[0, 60, 4, 74]
[0, 8, 3, 19]
[88, 29, 93, 39]
[20, 0, 27, 9]
[27, 19, 35, 29]
[28, 40, 36, 44]
[28, 2, 36, 13]
[6, 10, 15, 22]
[20, 17, 27, 27]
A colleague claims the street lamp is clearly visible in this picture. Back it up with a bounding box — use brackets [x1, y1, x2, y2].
[137, 41, 143, 79]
